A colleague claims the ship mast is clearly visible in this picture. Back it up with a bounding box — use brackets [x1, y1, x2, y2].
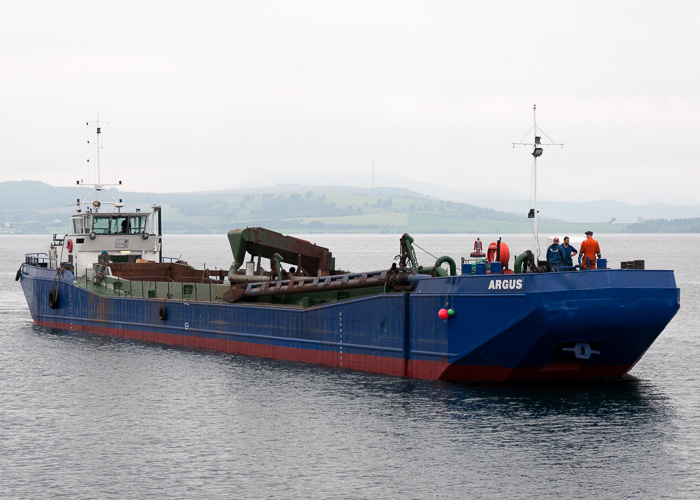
[512, 105, 563, 258]
[77, 117, 123, 213]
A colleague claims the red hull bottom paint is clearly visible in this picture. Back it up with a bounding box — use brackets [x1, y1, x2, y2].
[408, 360, 632, 382]
[38, 320, 407, 377]
[38, 320, 632, 382]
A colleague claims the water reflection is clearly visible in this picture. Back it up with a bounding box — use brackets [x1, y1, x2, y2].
[0, 318, 691, 498]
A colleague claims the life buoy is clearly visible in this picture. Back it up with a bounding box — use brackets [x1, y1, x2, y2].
[66, 239, 73, 252]
[48, 288, 59, 309]
[158, 305, 167, 321]
[487, 241, 511, 267]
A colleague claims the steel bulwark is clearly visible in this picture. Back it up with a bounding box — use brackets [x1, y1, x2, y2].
[19, 264, 680, 382]
[21, 265, 411, 376]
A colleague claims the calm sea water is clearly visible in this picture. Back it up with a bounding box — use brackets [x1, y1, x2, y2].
[1, 233, 698, 499]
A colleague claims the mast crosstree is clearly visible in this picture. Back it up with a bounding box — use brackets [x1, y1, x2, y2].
[77, 118, 123, 213]
[512, 104, 564, 258]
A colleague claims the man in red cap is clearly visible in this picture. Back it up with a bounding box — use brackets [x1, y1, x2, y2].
[579, 231, 601, 269]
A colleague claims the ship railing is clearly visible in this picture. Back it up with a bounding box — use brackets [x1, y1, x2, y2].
[161, 256, 183, 263]
[24, 253, 57, 270]
[81, 269, 391, 302]
[83, 273, 228, 302]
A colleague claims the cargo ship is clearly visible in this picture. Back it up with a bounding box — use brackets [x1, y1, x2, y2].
[15, 118, 680, 382]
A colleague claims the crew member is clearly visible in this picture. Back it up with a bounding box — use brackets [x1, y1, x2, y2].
[561, 236, 578, 269]
[546, 237, 565, 272]
[579, 231, 601, 269]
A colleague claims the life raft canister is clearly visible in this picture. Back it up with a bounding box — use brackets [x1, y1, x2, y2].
[66, 239, 73, 252]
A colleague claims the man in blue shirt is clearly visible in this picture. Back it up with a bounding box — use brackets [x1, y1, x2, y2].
[546, 237, 566, 272]
[560, 236, 578, 269]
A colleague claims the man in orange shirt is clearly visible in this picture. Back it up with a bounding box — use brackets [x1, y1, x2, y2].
[579, 231, 601, 269]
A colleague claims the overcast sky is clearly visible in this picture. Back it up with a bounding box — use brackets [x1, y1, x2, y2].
[2, 1, 699, 205]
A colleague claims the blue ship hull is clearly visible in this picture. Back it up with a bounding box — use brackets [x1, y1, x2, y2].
[18, 262, 680, 382]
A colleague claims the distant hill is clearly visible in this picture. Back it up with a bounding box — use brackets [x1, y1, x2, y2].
[1, 180, 698, 234]
[457, 196, 700, 224]
[368, 180, 700, 222]
[623, 218, 700, 233]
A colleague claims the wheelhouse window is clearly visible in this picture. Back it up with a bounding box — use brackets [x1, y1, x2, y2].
[90, 214, 149, 234]
[71, 217, 84, 234]
[92, 216, 111, 234]
[112, 216, 130, 234]
[129, 215, 148, 234]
